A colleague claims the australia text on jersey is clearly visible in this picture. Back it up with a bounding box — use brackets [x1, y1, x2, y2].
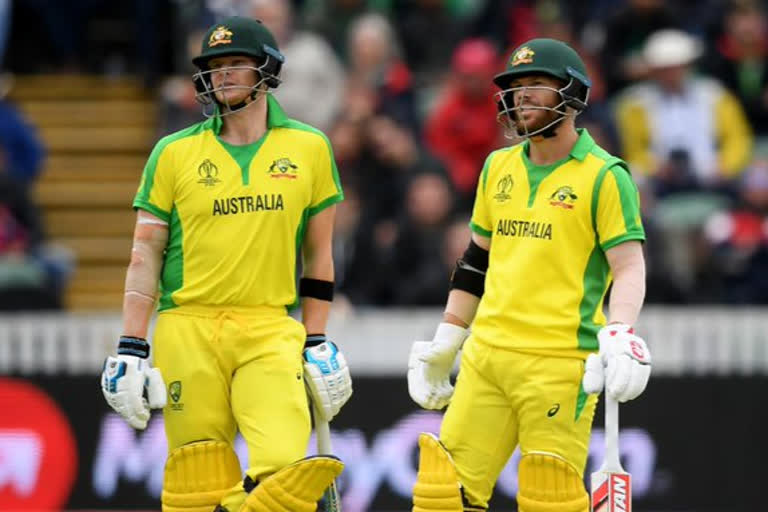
[212, 194, 284, 216]
[496, 218, 553, 240]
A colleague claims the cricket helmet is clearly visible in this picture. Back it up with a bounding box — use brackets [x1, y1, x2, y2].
[192, 17, 284, 114]
[493, 38, 591, 138]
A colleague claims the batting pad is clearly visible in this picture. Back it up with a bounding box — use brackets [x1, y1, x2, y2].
[240, 455, 344, 512]
[162, 440, 242, 512]
[412, 433, 464, 512]
[517, 453, 589, 512]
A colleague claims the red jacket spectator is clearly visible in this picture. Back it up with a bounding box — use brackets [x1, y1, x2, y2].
[425, 39, 501, 202]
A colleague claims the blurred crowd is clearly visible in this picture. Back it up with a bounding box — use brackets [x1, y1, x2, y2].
[4, 0, 768, 308]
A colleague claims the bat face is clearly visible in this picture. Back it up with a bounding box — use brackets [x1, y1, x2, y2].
[319, 482, 342, 512]
[590, 471, 631, 512]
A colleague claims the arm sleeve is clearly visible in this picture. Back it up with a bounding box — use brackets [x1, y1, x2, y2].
[133, 138, 176, 222]
[309, 134, 344, 216]
[596, 165, 645, 250]
[469, 154, 493, 237]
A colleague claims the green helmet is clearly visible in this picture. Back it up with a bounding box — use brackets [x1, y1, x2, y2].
[493, 38, 591, 111]
[192, 16, 284, 88]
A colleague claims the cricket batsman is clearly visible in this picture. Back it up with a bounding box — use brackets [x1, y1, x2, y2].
[100, 16, 352, 512]
[407, 38, 652, 511]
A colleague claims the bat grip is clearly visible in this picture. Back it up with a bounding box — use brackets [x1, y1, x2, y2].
[314, 406, 333, 455]
[604, 394, 622, 470]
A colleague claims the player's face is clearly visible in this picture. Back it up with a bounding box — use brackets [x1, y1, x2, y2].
[508, 75, 563, 134]
[208, 55, 261, 105]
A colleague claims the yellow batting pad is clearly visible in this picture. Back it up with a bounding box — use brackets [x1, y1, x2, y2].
[162, 440, 242, 512]
[412, 433, 464, 512]
[240, 455, 344, 512]
[517, 453, 589, 512]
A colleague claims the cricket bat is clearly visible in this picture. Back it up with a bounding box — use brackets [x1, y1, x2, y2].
[314, 407, 342, 512]
[590, 395, 631, 512]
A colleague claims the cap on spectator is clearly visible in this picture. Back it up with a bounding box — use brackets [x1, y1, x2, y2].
[644, 29, 703, 68]
[452, 39, 498, 76]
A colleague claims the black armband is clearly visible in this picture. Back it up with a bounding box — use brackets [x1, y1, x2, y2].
[462, 240, 489, 272]
[449, 240, 489, 298]
[117, 336, 150, 359]
[299, 277, 334, 301]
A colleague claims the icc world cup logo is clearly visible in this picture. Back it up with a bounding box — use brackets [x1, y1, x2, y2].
[197, 159, 221, 187]
[494, 174, 514, 202]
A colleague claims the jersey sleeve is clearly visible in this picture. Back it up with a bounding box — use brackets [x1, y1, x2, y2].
[309, 133, 344, 216]
[469, 154, 494, 237]
[133, 138, 176, 222]
[595, 165, 645, 250]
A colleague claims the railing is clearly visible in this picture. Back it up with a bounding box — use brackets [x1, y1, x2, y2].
[0, 306, 766, 375]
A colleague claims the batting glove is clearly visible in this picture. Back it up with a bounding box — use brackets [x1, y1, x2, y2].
[407, 322, 469, 410]
[582, 323, 652, 402]
[101, 336, 166, 430]
[303, 335, 353, 422]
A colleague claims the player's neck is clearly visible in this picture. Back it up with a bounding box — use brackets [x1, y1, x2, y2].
[527, 124, 579, 166]
[218, 95, 269, 145]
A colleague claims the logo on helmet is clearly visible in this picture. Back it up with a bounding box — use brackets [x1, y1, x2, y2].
[209, 26, 233, 47]
[511, 46, 535, 67]
[549, 186, 578, 209]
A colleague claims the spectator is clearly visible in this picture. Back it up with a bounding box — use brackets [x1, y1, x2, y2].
[248, 0, 345, 131]
[0, 151, 62, 310]
[600, 0, 679, 95]
[0, 93, 45, 187]
[425, 38, 501, 206]
[386, 171, 457, 305]
[391, 0, 464, 80]
[346, 13, 419, 134]
[615, 29, 753, 196]
[304, 0, 391, 59]
[614, 29, 754, 301]
[467, 0, 538, 54]
[362, 114, 447, 224]
[704, 0, 768, 135]
[702, 160, 768, 302]
[537, 12, 606, 103]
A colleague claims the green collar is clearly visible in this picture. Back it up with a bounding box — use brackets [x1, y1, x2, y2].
[522, 128, 595, 165]
[568, 128, 595, 161]
[265, 94, 289, 128]
[210, 94, 289, 135]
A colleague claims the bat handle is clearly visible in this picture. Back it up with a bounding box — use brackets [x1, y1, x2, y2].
[315, 407, 333, 455]
[604, 394, 623, 471]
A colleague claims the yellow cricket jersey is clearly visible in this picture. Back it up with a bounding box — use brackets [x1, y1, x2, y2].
[469, 129, 644, 357]
[133, 95, 343, 311]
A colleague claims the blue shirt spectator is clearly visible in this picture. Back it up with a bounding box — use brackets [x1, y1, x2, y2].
[0, 99, 45, 186]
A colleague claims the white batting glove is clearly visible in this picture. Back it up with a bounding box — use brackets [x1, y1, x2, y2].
[582, 323, 652, 402]
[303, 335, 353, 422]
[407, 323, 469, 410]
[101, 336, 166, 430]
